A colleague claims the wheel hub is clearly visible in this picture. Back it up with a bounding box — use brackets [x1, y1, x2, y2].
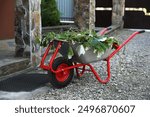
[55, 63, 70, 82]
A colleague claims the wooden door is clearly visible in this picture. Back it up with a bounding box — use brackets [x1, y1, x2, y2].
[0, 0, 15, 39]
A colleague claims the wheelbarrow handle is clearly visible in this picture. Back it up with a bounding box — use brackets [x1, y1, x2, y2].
[99, 27, 112, 36]
[107, 30, 145, 60]
[138, 30, 145, 33]
[107, 27, 112, 30]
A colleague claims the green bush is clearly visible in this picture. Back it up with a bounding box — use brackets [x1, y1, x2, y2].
[41, 0, 60, 26]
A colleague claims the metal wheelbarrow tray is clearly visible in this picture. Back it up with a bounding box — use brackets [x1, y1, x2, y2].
[71, 43, 113, 64]
[40, 28, 145, 88]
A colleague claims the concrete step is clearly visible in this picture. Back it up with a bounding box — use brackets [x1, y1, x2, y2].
[0, 39, 31, 80]
[0, 58, 30, 79]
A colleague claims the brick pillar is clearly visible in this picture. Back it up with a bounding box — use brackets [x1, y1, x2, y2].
[74, 0, 95, 31]
[112, 0, 125, 28]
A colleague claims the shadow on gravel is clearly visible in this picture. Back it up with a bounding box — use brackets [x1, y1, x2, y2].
[0, 73, 49, 92]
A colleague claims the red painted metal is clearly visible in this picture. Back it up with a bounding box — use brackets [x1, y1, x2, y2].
[49, 41, 62, 72]
[40, 42, 53, 70]
[99, 28, 108, 36]
[53, 63, 86, 74]
[99, 27, 111, 36]
[40, 41, 86, 74]
[75, 63, 86, 77]
[87, 59, 111, 84]
[107, 31, 140, 60]
[40, 29, 144, 86]
[55, 63, 70, 82]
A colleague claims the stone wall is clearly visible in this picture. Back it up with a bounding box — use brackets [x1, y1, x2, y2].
[112, 0, 125, 27]
[14, 0, 125, 67]
[74, 0, 95, 31]
[74, 0, 125, 30]
[15, 0, 30, 57]
[15, 0, 42, 67]
[29, 0, 42, 67]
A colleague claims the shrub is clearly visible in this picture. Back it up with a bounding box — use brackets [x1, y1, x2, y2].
[41, 0, 60, 26]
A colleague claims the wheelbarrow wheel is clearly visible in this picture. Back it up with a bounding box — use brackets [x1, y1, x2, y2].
[48, 57, 74, 88]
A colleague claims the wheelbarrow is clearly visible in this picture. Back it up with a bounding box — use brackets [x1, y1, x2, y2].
[40, 28, 145, 88]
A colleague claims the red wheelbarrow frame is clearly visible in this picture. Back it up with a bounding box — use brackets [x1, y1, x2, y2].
[40, 28, 145, 84]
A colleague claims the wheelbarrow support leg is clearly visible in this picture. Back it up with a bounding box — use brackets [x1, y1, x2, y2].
[40, 41, 62, 71]
[40, 42, 53, 70]
[87, 59, 111, 84]
[75, 63, 86, 77]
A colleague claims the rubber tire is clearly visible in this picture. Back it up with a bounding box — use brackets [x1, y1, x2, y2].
[48, 57, 74, 88]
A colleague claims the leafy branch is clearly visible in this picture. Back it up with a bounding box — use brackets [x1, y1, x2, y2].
[38, 30, 119, 58]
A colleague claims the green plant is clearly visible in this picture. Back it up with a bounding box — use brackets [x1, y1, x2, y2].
[41, 0, 60, 26]
[38, 30, 119, 58]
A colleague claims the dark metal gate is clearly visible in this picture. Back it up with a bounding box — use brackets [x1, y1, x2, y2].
[96, 0, 150, 29]
[95, 0, 112, 27]
[124, 0, 150, 29]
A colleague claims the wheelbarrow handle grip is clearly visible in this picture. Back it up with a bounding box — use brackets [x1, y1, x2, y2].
[99, 27, 112, 36]
[107, 31, 145, 60]
[138, 30, 145, 34]
[107, 27, 112, 30]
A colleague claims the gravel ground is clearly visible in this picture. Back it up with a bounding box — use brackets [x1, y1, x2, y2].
[32, 29, 150, 100]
